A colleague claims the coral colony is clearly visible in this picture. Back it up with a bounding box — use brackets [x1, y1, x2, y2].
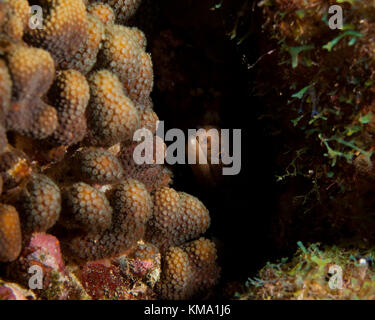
[0, 0, 221, 300]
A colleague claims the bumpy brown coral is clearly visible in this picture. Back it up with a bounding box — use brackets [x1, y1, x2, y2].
[61, 182, 112, 233]
[118, 138, 172, 193]
[0, 60, 11, 117]
[0, 2, 7, 28]
[47, 70, 90, 146]
[15, 174, 61, 233]
[0, 204, 21, 262]
[181, 238, 220, 294]
[59, 15, 104, 75]
[182, 237, 217, 268]
[2, 0, 30, 41]
[145, 187, 210, 251]
[30, 103, 59, 140]
[139, 107, 159, 134]
[87, 2, 115, 25]
[156, 238, 220, 300]
[98, 0, 142, 24]
[6, 0, 29, 27]
[109, 178, 153, 241]
[5, 44, 57, 139]
[156, 246, 192, 299]
[0, 60, 11, 154]
[85, 70, 140, 147]
[24, 0, 89, 64]
[72, 147, 124, 184]
[98, 24, 153, 104]
[6, 45, 54, 102]
[66, 178, 152, 260]
[120, 26, 147, 50]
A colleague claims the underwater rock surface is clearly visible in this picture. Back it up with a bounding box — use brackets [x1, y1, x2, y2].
[238, 243, 375, 300]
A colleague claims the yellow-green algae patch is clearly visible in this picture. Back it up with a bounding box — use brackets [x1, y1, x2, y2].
[238, 243, 375, 300]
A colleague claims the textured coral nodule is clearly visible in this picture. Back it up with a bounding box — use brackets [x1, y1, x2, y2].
[15, 174, 61, 234]
[145, 187, 211, 251]
[98, 0, 142, 24]
[139, 107, 158, 134]
[98, 24, 153, 104]
[109, 178, 153, 235]
[66, 178, 153, 261]
[118, 138, 173, 193]
[0, 204, 21, 262]
[24, 0, 89, 64]
[61, 182, 112, 233]
[156, 238, 220, 300]
[72, 147, 124, 184]
[1, 0, 30, 41]
[5, 44, 57, 139]
[59, 14, 104, 75]
[85, 69, 140, 147]
[47, 70, 90, 147]
[87, 2, 115, 26]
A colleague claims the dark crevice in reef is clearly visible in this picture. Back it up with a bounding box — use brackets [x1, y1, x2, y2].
[132, 0, 281, 284]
